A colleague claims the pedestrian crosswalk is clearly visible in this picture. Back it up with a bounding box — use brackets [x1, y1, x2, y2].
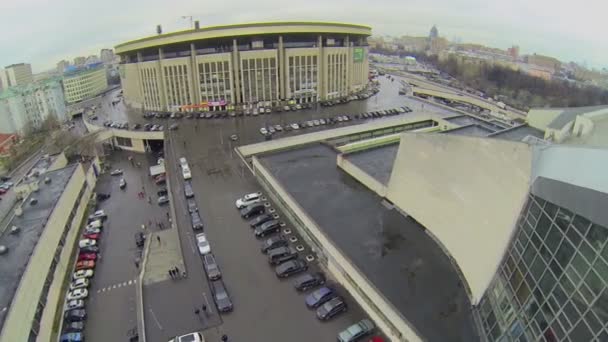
[96, 279, 137, 294]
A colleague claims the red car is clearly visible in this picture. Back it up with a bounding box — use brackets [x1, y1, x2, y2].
[78, 253, 97, 261]
[154, 175, 166, 185]
[0, 188, 6, 195]
[75, 260, 95, 270]
[83, 233, 100, 240]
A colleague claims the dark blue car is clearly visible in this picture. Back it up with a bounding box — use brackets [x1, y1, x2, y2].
[60, 332, 83, 342]
[305, 286, 336, 308]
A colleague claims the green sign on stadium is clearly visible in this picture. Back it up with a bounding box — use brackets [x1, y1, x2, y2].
[353, 47, 364, 62]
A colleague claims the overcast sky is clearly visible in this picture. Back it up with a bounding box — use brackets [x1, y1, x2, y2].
[0, 0, 605, 72]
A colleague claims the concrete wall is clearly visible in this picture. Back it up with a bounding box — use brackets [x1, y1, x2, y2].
[526, 108, 561, 131]
[47, 153, 68, 172]
[337, 133, 400, 154]
[253, 156, 422, 342]
[385, 133, 532, 304]
[0, 164, 91, 342]
[336, 154, 387, 196]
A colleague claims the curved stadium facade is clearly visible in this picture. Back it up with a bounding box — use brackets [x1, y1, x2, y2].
[115, 22, 371, 112]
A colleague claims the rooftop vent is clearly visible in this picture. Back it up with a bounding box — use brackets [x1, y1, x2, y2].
[194, 21, 200, 30]
[156, 25, 162, 35]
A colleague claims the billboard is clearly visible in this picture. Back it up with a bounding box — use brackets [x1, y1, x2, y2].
[353, 47, 364, 62]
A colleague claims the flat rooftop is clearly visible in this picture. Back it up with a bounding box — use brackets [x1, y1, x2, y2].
[0, 164, 77, 329]
[488, 124, 545, 142]
[444, 124, 495, 137]
[344, 143, 399, 185]
[259, 144, 478, 342]
[445, 115, 505, 132]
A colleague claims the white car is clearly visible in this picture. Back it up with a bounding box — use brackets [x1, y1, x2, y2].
[268, 127, 276, 134]
[88, 210, 107, 221]
[196, 233, 211, 255]
[291, 123, 299, 130]
[296, 104, 302, 110]
[67, 288, 88, 300]
[65, 299, 85, 311]
[110, 169, 123, 176]
[259, 127, 268, 135]
[313, 120, 320, 126]
[235, 192, 262, 208]
[86, 220, 102, 230]
[73, 269, 94, 280]
[168, 332, 205, 342]
[79, 239, 96, 248]
[70, 278, 89, 291]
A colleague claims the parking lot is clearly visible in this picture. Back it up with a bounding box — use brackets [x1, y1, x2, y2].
[80, 151, 172, 342]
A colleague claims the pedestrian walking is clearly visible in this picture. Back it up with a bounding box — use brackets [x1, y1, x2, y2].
[168, 270, 173, 279]
[156, 235, 161, 245]
[221, 334, 228, 342]
[135, 260, 139, 268]
[166, 212, 170, 219]
[194, 309, 200, 315]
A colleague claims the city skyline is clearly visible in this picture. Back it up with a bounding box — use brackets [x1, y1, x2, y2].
[0, 0, 605, 72]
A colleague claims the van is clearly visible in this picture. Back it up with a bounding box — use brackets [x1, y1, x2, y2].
[267, 246, 297, 265]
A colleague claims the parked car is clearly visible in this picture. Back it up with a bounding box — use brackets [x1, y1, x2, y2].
[70, 278, 89, 291]
[157, 196, 169, 205]
[169, 123, 179, 130]
[77, 253, 97, 261]
[203, 253, 222, 280]
[195, 233, 211, 255]
[64, 309, 87, 322]
[60, 332, 84, 342]
[82, 233, 100, 240]
[191, 212, 203, 230]
[305, 286, 336, 308]
[211, 280, 233, 312]
[75, 260, 95, 271]
[119, 178, 126, 189]
[260, 235, 288, 253]
[187, 199, 198, 213]
[316, 297, 347, 320]
[240, 203, 265, 219]
[157, 188, 168, 196]
[64, 299, 85, 311]
[110, 169, 123, 176]
[84, 227, 101, 234]
[254, 219, 280, 237]
[259, 127, 268, 135]
[135, 232, 145, 247]
[293, 272, 326, 291]
[154, 175, 167, 185]
[337, 319, 375, 342]
[65, 321, 85, 333]
[72, 269, 94, 280]
[275, 259, 308, 278]
[268, 246, 298, 265]
[67, 288, 89, 301]
[235, 192, 262, 208]
[184, 182, 194, 198]
[249, 213, 274, 227]
[168, 333, 204, 342]
[87, 210, 107, 222]
[86, 219, 102, 230]
[78, 239, 96, 248]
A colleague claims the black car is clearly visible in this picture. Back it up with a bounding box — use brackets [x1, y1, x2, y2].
[293, 272, 325, 291]
[240, 203, 265, 219]
[184, 182, 194, 198]
[191, 212, 203, 230]
[96, 193, 110, 201]
[267, 246, 297, 265]
[316, 297, 347, 320]
[249, 213, 274, 228]
[254, 220, 280, 237]
[157, 188, 168, 196]
[260, 236, 288, 253]
[65, 321, 85, 332]
[203, 253, 222, 280]
[64, 309, 87, 322]
[79, 246, 99, 254]
[211, 280, 233, 312]
[135, 232, 145, 247]
[275, 259, 308, 278]
[143, 123, 153, 131]
[187, 199, 198, 213]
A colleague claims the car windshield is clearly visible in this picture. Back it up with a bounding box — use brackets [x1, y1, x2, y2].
[313, 289, 328, 300]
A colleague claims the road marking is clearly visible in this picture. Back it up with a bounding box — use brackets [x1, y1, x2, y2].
[149, 307, 163, 330]
[96, 279, 137, 294]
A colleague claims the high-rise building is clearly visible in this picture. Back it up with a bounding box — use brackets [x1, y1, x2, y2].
[56, 60, 70, 73]
[85, 55, 100, 65]
[0, 63, 34, 88]
[100, 49, 115, 64]
[429, 25, 439, 39]
[0, 76, 67, 134]
[73, 56, 86, 66]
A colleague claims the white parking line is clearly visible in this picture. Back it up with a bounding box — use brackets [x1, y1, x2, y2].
[95, 279, 137, 294]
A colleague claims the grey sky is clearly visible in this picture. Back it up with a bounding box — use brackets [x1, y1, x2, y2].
[0, 0, 605, 72]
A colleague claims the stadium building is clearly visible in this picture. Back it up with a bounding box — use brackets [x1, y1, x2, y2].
[115, 22, 371, 112]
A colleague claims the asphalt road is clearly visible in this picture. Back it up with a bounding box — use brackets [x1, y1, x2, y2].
[83, 151, 171, 342]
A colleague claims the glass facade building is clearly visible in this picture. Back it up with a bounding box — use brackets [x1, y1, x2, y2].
[478, 193, 608, 342]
